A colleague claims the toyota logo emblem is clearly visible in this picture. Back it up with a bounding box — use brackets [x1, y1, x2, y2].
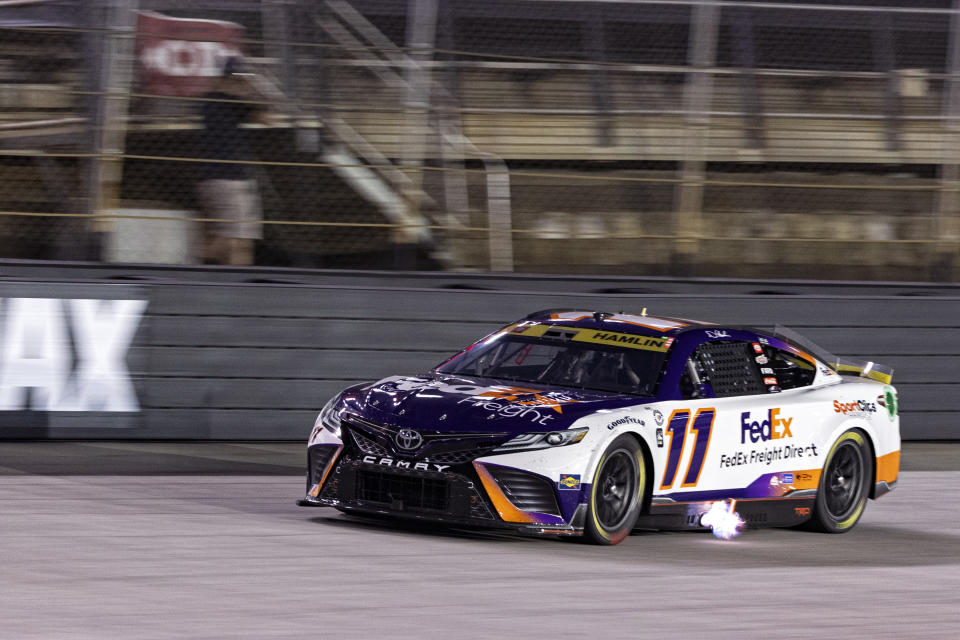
[394, 429, 423, 451]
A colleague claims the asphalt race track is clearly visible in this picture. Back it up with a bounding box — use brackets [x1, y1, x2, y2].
[1, 442, 959, 639]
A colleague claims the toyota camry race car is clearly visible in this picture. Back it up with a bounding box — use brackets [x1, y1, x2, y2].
[298, 310, 900, 544]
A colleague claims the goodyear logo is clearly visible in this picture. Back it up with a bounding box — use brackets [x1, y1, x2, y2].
[559, 474, 581, 490]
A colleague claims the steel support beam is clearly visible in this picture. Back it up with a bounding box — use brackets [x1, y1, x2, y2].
[935, 0, 960, 280]
[871, 11, 902, 152]
[399, 0, 438, 238]
[585, 16, 614, 147]
[730, 7, 765, 150]
[672, 0, 719, 275]
[83, 0, 137, 260]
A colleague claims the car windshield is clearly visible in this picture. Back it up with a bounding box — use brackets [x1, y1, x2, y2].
[436, 332, 669, 396]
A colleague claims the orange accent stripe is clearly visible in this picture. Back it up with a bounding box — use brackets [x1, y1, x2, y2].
[876, 450, 900, 485]
[472, 462, 537, 524]
[308, 445, 343, 497]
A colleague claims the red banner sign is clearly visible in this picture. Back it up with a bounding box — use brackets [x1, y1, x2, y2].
[136, 11, 244, 97]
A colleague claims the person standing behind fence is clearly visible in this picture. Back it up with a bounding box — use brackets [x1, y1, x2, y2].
[196, 56, 273, 265]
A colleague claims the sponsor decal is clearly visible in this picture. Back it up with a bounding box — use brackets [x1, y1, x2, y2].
[755, 356, 769, 365]
[768, 386, 781, 393]
[718, 442, 819, 468]
[740, 409, 794, 444]
[508, 323, 671, 352]
[456, 397, 556, 425]
[781, 473, 795, 484]
[576, 329, 670, 352]
[559, 474, 581, 490]
[758, 337, 770, 345]
[362, 455, 450, 473]
[705, 330, 731, 339]
[375, 376, 579, 421]
[762, 377, 778, 386]
[760, 367, 774, 375]
[796, 472, 815, 483]
[509, 321, 542, 335]
[820, 367, 836, 377]
[136, 11, 244, 97]
[606, 415, 644, 430]
[476, 386, 578, 414]
[656, 427, 664, 447]
[0, 298, 146, 412]
[833, 399, 878, 416]
[653, 409, 664, 426]
[752, 343, 764, 354]
[794, 507, 812, 517]
[878, 387, 898, 422]
[769, 475, 780, 486]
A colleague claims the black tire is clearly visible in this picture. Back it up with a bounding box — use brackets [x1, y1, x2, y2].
[809, 429, 872, 533]
[583, 434, 646, 545]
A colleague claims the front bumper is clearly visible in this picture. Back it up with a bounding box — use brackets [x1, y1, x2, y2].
[298, 446, 584, 537]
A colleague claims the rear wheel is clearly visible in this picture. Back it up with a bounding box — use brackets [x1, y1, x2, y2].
[584, 434, 646, 545]
[809, 430, 871, 533]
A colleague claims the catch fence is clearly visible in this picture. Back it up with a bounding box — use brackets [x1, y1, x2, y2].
[1, 0, 959, 279]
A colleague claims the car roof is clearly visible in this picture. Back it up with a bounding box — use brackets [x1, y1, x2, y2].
[523, 308, 713, 338]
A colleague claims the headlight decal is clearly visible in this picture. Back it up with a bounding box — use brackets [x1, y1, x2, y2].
[492, 427, 588, 453]
[316, 397, 343, 438]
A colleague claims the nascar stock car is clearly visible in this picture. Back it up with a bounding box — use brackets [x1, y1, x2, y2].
[298, 309, 900, 545]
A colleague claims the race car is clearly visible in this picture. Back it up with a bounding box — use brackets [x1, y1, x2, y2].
[298, 309, 900, 545]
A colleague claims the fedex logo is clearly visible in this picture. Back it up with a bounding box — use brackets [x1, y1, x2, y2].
[741, 409, 794, 444]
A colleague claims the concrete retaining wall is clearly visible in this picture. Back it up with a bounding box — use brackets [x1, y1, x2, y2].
[0, 264, 954, 439]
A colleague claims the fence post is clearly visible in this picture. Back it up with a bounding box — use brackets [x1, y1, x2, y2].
[672, 0, 719, 275]
[400, 0, 439, 243]
[84, 0, 137, 261]
[871, 11, 902, 153]
[936, 0, 960, 280]
[730, 7, 765, 150]
[485, 159, 513, 272]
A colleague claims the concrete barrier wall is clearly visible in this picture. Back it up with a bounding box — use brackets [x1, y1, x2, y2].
[0, 266, 955, 440]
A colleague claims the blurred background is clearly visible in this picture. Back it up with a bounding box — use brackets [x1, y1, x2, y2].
[1, 0, 959, 280]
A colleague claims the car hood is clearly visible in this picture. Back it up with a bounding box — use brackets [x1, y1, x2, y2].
[339, 373, 651, 434]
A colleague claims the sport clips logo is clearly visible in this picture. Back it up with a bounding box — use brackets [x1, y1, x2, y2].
[833, 399, 877, 415]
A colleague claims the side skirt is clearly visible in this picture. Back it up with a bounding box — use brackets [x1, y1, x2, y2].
[635, 496, 817, 531]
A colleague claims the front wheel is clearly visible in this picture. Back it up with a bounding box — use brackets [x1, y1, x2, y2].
[808, 429, 872, 533]
[584, 434, 646, 545]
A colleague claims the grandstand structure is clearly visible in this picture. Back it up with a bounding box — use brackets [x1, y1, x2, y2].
[1, 0, 959, 279]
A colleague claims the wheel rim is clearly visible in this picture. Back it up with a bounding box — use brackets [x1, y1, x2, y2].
[595, 449, 637, 530]
[824, 440, 865, 520]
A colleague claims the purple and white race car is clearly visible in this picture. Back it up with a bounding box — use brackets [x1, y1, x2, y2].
[298, 309, 900, 544]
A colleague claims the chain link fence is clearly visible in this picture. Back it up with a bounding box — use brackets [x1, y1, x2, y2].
[0, 0, 958, 278]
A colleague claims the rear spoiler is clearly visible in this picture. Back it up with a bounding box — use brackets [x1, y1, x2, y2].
[833, 359, 894, 384]
[768, 325, 894, 384]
